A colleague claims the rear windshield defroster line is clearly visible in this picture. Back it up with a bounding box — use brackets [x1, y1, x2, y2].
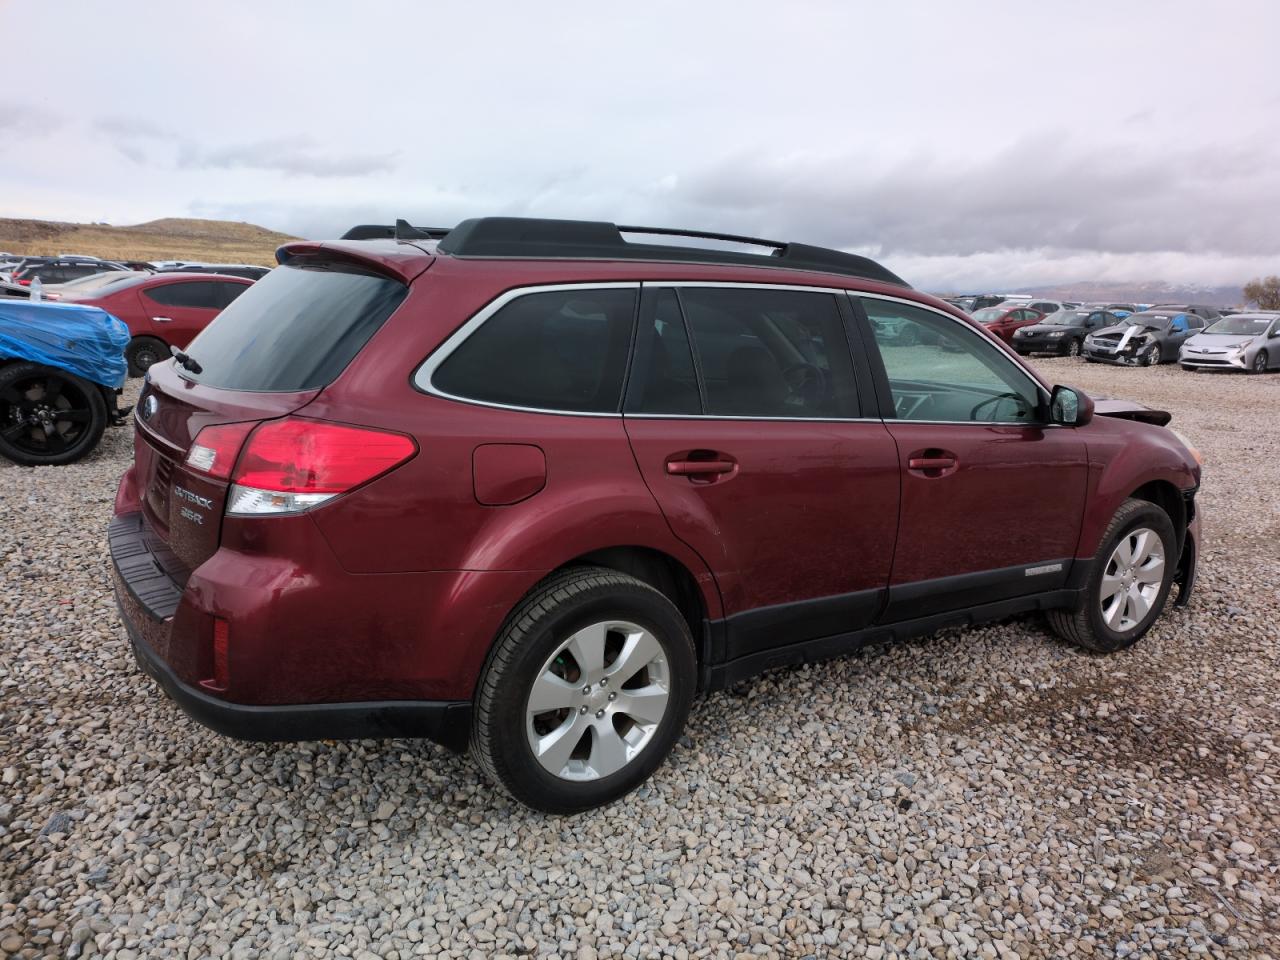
[177, 262, 408, 392]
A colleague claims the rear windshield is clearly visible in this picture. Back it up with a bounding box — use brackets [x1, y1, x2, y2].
[179, 262, 407, 391]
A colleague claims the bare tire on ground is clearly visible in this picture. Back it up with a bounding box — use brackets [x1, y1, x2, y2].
[125, 336, 169, 378]
[471, 567, 697, 813]
[0, 361, 108, 466]
[1047, 498, 1178, 653]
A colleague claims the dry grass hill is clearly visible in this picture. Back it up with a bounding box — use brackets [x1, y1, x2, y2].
[0, 217, 299, 266]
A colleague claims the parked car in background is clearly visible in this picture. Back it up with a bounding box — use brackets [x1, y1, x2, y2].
[41, 269, 153, 299]
[1179, 312, 1280, 373]
[971, 304, 1043, 344]
[1084, 310, 1204, 365]
[1002, 298, 1071, 316]
[157, 263, 271, 281]
[67, 273, 252, 375]
[11, 257, 130, 287]
[108, 216, 1201, 813]
[0, 300, 132, 465]
[1151, 303, 1220, 322]
[1013, 308, 1122, 356]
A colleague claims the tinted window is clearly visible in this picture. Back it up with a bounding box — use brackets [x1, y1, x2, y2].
[679, 287, 857, 418]
[181, 263, 408, 391]
[861, 298, 1040, 423]
[144, 281, 221, 309]
[433, 288, 635, 413]
[625, 289, 700, 415]
[214, 281, 248, 307]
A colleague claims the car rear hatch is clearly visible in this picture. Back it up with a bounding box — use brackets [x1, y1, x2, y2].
[123, 246, 423, 582]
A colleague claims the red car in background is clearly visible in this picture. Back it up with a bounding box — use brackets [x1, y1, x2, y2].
[971, 304, 1043, 344]
[67, 273, 253, 376]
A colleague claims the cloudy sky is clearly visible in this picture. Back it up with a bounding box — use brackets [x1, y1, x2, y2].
[3, 0, 1279, 290]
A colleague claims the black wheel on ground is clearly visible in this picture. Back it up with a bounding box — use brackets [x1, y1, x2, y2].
[1066, 338, 1082, 357]
[0, 362, 108, 466]
[1250, 350, 1269, 374]
[125, 336, 169, 378]
[1046, 498, 1178, 653]
[471, 566, 697, 814]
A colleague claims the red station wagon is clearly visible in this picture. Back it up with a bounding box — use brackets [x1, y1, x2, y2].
[110, 218, 1202, 812]
[69, 273, 254, 376]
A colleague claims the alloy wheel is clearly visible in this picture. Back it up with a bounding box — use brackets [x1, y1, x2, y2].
[526, 620, 671, 781]
[1067, 339, 1081, 357]
[0, 373, 95, 457]
[1099, 527, 1165, 632]
[1147, 345, 1162, 366]
[1254, 351, 1268, 372]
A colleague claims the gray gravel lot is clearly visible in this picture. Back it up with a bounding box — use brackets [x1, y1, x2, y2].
[1, 359, 1278, 959]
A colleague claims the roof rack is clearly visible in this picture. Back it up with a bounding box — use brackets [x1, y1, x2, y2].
[434, 217, 908, 287]
[339, 221, 451, 242]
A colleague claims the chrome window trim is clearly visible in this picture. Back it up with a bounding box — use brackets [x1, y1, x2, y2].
[412, 282, 640, 418]
[412, 279, 1051, 426]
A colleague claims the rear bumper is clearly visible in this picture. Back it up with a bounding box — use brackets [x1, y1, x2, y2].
[117, 593, 472, 750]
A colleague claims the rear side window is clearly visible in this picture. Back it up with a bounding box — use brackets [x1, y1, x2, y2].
[431, 288, 636, 413]
[180, 263, 408, 391]
[144, 281, 221, 309]
[679, 287, 858, 418]
[214, 281, 248, 307]
[625, 289, 701, 415]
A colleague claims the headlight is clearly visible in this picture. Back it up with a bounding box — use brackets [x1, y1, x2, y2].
[1047, 331, 1064, 338]
[1168, 427, 1203, 466]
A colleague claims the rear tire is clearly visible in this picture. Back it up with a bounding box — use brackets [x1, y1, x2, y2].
[471, 567, 696, 813]
[0, 362, 108, 466]
[125, 336, 169, 378]
[1047, 498, 1177, 653]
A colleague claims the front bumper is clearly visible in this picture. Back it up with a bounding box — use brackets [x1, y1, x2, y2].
[1178, 351, 1247, 370]
[1014, 336, 1073, 355]
[1083, 342, 1153, 365]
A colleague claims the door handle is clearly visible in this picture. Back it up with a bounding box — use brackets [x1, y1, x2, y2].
[151, 316, 173, 323]
[667, 459, 736, 476]
[907, 456, 956, 471]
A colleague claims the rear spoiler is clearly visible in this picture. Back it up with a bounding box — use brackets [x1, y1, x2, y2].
[340, 221, 451, 242]
[275, 241, 435, 285]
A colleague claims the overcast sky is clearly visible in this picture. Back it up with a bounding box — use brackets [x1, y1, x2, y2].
[3, 0, 1279, 290]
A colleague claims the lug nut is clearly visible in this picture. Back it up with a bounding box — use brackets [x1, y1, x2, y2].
[582, 685, 591, 694]
[595, 710, 604, 718]
[599, 677, 607, 687]
[579, 705, 588, 714]
[608, 692, 616, 701]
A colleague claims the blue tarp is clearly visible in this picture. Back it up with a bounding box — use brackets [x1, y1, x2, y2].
[0, 301, 130, 389]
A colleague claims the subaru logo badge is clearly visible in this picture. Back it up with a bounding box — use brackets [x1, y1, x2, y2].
[141, 394, 158, 421]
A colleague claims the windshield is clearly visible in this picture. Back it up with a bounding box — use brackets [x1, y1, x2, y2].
[1127, 313, 1172, 330]
[1204, 316, 1269, 336]
[1044, 311, 1085, 325]
[972, 308, 1005, 322]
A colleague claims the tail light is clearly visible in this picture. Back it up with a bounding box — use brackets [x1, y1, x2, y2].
[212, 417, 416, 516]
[185, 421, 259, 480]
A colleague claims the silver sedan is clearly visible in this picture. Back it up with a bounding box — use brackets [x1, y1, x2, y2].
[1180, 313, 1280, 373]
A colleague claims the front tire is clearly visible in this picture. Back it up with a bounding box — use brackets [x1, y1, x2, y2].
[125, 336, 168, 378]
[0, 362, 108, 466]
[1251, 350, 1269, 374]
[1145, 344, 1163, 366]
[1065, 338, 1082, 357]
[471, 567, 696, 813]
[1047, 498, 1177, 653]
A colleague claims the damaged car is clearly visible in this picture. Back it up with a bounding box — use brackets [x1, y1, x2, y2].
[1083, 309, 1204, 366]
[1179, 312, 1280, 373]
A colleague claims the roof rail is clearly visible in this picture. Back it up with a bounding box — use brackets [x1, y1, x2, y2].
[434, 217, 907, 286]
[339, 222, 451, 242]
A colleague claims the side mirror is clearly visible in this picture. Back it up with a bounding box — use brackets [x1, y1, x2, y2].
[1049, 385, 1093, 426]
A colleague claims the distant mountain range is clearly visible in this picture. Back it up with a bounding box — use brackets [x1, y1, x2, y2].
[951, 281, 1248, 308]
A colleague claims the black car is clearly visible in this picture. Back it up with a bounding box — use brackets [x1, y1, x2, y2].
[1083, 310, 1205, 366]
[11, 257, 129, 285]
[1012, 309, 1122, 357]
[157, 263, 270, 281]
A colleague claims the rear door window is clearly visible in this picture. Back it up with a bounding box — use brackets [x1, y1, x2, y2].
[678, 287, 858, 418]
[179, 262, 408, 391]
[431, 287, 636, 413]
[144, 281, 221, 309]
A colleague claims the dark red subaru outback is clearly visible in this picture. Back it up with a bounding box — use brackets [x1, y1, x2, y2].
[110, 218, 1202, 812]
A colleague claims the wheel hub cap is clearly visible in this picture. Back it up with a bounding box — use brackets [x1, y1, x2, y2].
[526, 620, 671, 782]
[1099, 527, 1165, 632]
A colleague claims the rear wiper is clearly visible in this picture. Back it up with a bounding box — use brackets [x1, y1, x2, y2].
[169, 345, 203, 374]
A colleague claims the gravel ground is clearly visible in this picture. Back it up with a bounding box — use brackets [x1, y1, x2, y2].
[1, 359, 1277, 959]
